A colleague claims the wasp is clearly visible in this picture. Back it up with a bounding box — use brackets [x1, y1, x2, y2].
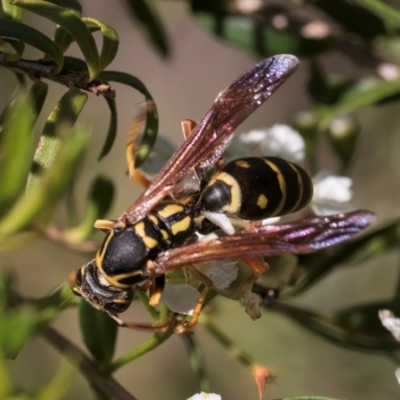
[69, 55, 374, 330]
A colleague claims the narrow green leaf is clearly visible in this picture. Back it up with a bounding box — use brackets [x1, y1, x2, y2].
[191, 3, 333, 57]
[0, 126, 88, 243]
[182, 334, 210, 392]
[0, 347, 12, 397]
[29, 80, 49, 126]
[64, 175, 114, 242]
[36, 360, 75, 400]
[0, 19, 63, 67]
[317, 78, 400, 125]
[1, 0, 22, 21]
[274, 301, 399, 354]
[51, 0, 82, 55]
[98, 96, 117, 160]
[0, 37, 25, 62]
[123, 0, 169, 58]
[354, 0, 400, 29]
[334, 300, 400, 351]
[79, 300, 118, 367]
[27, 88, 88, 191]
[0, 309, 37, 359]
[11, 0, 100, 80]
[0, 93, 33, 219]
[82, 17, 119, 71]
[312, 0, 387, 39]
[98, 70, 158, 166]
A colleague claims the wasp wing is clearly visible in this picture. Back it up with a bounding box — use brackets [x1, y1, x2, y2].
[122, 55, 299, 224]
[155, 210, 375, 271]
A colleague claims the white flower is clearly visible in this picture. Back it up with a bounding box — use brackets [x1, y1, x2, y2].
[161, 284, 199, 315]
[187, 393, 222, 400]
[226, 124, 305, 163]
[258, 124, 305, 162]
[379, 310, 400, 342]
[311, 170, 354, 215]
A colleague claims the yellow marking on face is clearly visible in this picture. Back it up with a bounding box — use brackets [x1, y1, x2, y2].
[216, 172, 241, 214]
[257, 194, 268, 209]
[157, 203, 184, 219]
[235, 160, 250, 168]
[264, 160, 287, 216]
[149, 214, 159, 225]
[160, 229, 169, 240]
[171, 216, 192, 236]
[113, 298, 130, 304]
[106, 269, 144, 289]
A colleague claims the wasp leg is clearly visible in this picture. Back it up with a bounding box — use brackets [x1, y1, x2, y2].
[149, 275, 165, 307]
[105, 310, 176, 332]
[181, 119, 197, 140]
[182, 264, 214, 328]
[126, 102, 154, 188]
[181, 119, 207, 184]
[240, 256, 269, 274]
[94, 219, 118, 232]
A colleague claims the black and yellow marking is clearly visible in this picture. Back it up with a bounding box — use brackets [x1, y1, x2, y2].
[200, 156, 313, 220]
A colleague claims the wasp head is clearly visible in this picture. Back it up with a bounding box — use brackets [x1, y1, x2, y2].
[70, 260, 134, 314]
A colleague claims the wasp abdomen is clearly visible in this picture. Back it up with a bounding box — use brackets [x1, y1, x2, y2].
[200, 157, 313, 220]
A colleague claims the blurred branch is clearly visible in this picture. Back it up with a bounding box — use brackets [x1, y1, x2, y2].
[42, 326, 138, 400]
[0, 54, 115, 98]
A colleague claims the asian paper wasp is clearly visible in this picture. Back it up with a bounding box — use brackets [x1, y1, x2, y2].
[69, 55, 374, 330]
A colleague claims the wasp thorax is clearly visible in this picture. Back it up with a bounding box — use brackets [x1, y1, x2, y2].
[200, 157, 313, 220]
[75, 261, 133, 314]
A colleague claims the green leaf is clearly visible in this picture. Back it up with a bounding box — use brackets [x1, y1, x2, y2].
[123, 0, 169, 58]
[27, 88, 88, 191]
[64, 175, 114, 242]
[0, 309, 37, 359]
[1, 0, 22, 21]
[0, 93, 34, 219]
[82, 17, 119, 71]
[274, 300, 400, 355]
[0, 125, 88, 245]
[333, 300, 400, 351]
[191, 2, 333, 57]
[98, 95, 117, 161]
[98, 70, 158, 166]
[313, 0, 387, 40]
[51, 0, 82, 55]
[354, 0, 400, 30]
[11, 0, 101, 80]
[181, 334, 210, 392]
[307, 58, 355, 105]
[316, 78, 400, 125]
[36, 360, 75, 400]
[29, 81, 49, 126]
[0, 19, 63, 68]
[79, 300, 118, 367]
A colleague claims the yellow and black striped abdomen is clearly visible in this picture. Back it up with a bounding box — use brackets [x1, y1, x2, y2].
[200, 157, 313, 220]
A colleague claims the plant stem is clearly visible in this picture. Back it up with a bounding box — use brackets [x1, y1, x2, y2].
[41, 326, 138, 400]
